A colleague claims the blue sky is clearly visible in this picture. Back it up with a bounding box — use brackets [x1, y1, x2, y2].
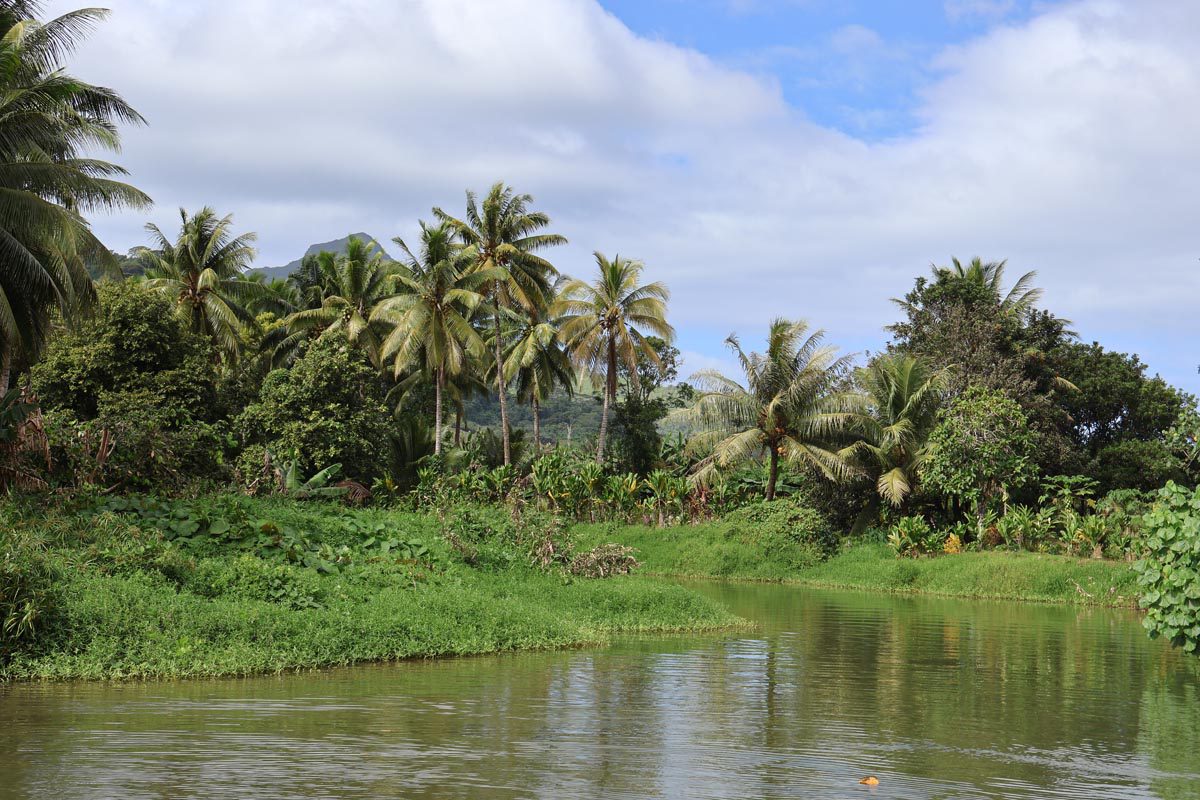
[600, 0, 1052, 139]
[54, 0, 1200, 394]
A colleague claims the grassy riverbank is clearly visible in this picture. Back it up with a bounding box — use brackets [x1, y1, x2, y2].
[0, 500, 743, 681]
[573, 521, 1141, 607]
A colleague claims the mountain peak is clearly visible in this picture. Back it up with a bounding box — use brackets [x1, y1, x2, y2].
[252, 233, 392, 280]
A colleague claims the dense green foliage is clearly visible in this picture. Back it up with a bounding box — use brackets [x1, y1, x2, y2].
[31, 283, 226, 490]
[0, 0, 149, 392]
[923, 386, 1036, 519]
[0, 0, 1196, 676]
[237, 337, 392, 482]
[1135, 482, 1200, 653]
[0, 498, 740, 679]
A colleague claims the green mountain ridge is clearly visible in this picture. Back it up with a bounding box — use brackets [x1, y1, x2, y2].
[250, 233, 392, 280]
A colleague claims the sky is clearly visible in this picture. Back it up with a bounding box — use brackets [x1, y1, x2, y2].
[49, 0, 1200, 393]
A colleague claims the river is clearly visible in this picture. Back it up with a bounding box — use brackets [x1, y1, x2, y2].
[2, 582, 1198, 799]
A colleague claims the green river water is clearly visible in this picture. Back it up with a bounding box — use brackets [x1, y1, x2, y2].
[2, 582, 1198, 799]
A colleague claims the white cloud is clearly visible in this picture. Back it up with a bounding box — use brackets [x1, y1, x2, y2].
[53, 0, 1200, 392]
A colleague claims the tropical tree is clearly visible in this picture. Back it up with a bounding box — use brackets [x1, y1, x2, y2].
[139, 208, 260, 361]
[433, 182, 566, 466]
[852, 353, 944, 509]
[923, 385, 1037, 530]
[673, 318, 858, 501]
[932, 256, 1042, 316]
[556, 253, 674, 463]
[503, 283, 576, 446]
[282, 236, 397, 366]
[374, 222, 490, 454]
[0, 2, 150, 390]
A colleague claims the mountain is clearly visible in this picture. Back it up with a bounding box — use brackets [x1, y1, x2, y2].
[251, 232, 392, 281]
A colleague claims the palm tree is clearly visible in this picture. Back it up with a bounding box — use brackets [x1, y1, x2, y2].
[503, 287, 576, 447]
[852, 353, 944, 508]
[935, 257, 1042, 316]
[0, 3, 150, 390]
[556, 253, 674, 463]
[139, 208, 260, 360]
[374, 222, 491, 454]
[672, 318, 858, 501]
[433, 182, 566, 466]
[282, 236, 397, 366]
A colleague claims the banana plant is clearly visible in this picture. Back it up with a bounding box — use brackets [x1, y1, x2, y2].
[643, 469, 685, 526]
[573, 461, 606, 520]
[604, 472, 642, 521]
[273, 451, 347, 499]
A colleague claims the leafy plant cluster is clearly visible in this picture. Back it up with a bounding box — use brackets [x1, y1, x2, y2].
[439, 505, 640, 578]
[1134, 482, 1200, 653]
[89, 495, 432, 577]
[887, 476, 1154, 560]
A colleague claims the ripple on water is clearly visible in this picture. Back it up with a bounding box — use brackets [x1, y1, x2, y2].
[1, 584, 1197, 799]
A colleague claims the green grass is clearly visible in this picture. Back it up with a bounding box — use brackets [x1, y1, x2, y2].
[797, 542, 1140, 606]
[571, 515, 824, 581]
[576, 522, 1141, 607]
[0, 501, 744, 681]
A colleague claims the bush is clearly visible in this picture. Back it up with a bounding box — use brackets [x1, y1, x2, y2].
[887, 515, 947, 558]
[0, 530, 62, 660]
[1134, 482, 1200, 654]
[236, 337, 392, 482]
[719, 499, 836, 569]
[924, 386, 1037, 519]
[31, 283, 226, 491]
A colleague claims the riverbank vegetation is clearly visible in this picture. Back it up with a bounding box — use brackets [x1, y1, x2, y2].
[0, 0, 1199, 677]
[0, 497, 741, 680]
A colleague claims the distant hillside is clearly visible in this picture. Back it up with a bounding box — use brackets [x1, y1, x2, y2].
[251, 233, 392, 281]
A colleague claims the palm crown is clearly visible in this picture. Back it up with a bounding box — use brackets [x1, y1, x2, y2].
[140, 207, 261, 361]
[556, 252, 674, 462]
[0, 3, 149, 389]
[674, 318, 858, 500]
[433, 181, 566, 465]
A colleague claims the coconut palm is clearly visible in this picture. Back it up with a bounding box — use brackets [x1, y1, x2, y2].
[433, 182, 566, 466]
[374, 222, 491, 454]
[934, 257, 1042, 316]
[852, 353, 944, 508]
[282, 236, 397, 366]
[0, 3, 150, 390]
[503, 291, 576, 447]
[556, 253, 674, 463]
[139, 208, 261, 360]
[673, 318, 858, 501]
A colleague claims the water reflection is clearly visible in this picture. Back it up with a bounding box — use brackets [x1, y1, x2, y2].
[1, 584, 1197, 799]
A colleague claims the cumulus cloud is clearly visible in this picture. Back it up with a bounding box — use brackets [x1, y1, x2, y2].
[52, 0, 1200, 390]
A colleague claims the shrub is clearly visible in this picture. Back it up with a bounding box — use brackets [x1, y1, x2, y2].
[236, 337, 391, 482]
[1134, 482, 1200, 654]
[888, 515, 930, 558]
[190, 555, 324, 610]
[0, 530, 62, 660]
[719, 499, 836, 569]
[31, 283, 226, 491]
[924, 386, 1037, 521]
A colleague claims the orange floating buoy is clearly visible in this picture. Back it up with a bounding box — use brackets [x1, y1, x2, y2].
[859, 776, 880, 786]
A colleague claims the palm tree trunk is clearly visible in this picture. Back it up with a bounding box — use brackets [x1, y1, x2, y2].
[455, 406, 463, 447]
[434, 366, 444, 455]
[766, 445, 779, 501]
[493, 295, 511, 466]
[532, 395, 541, 447]
[595, 337, 617, 464]
[0, 342, 10, 395]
